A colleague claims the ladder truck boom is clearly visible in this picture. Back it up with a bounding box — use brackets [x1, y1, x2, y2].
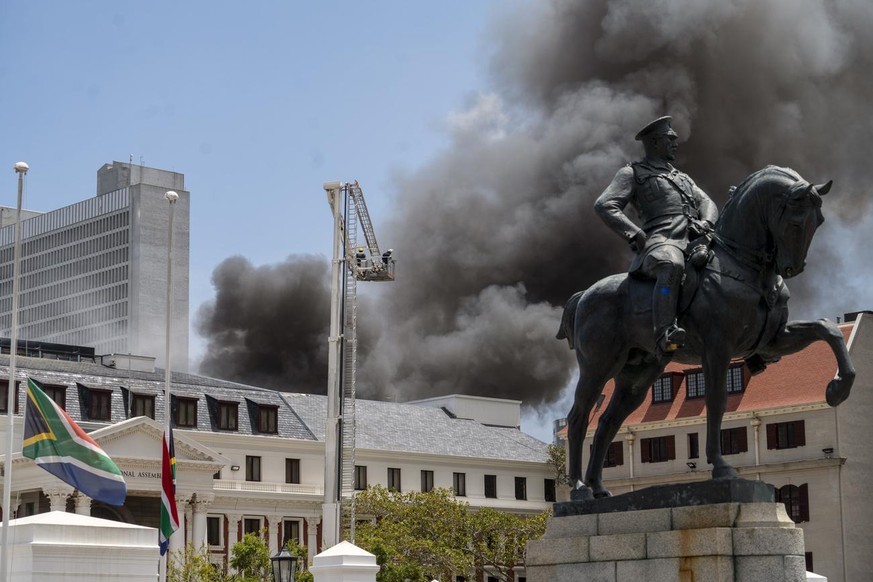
[321, 180, 395, 550]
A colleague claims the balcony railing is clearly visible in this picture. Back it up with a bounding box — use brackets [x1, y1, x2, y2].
[213, 479, 323, 496]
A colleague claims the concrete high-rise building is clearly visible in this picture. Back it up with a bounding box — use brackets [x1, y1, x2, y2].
[0, 162, 190, 370]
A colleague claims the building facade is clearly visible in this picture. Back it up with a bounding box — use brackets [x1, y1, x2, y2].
[0, 345, 552, 574]
[556, 312, 873, 582]
[0, 162, 190, 370]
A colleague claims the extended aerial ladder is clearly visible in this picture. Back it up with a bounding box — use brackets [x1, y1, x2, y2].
[322, 180, 395, 549]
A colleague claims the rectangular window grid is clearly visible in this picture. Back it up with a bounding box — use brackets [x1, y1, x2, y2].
[387, 468, 401, 492]
[0, 379, 16, 413]
[686, 371, 705, 398]
[768, 420, 806, 450]
[720, 426, 748, 455]
[544, 478, 556, 502]
[484, 475, 497, 499]
[354, 466, 368, 490]
[219, 402, 238, 430]
[641, 435, 676, 463]
[453, 472, 466, 497]
[421, 470, 434, 493]
[688, 433, 699, 459]
[89, 389, 112, 421]
[258, 405, 278, 434]
[131, 394, 155, 419]
[243, 518, 262, 536]
[285, 458, 300, 484]
[514, 477, 527, 501]
[207, 516, 222, 546]
[246, 455, 261, 482]
[726, 365, 746, 393]
[283, 520, 301, 547]
[652, 375, 674, 403]
[175, 397, 197, 427]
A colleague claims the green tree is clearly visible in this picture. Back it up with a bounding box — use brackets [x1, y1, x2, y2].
[354, 486, 474, 581]
[230, 531, 272, 581]
[285, 538, 314, 582]
[167, 544, 228, 582]
[547, 442, 568, 484]
[353, 485, 549, 582]
[469, 508, 549, 582]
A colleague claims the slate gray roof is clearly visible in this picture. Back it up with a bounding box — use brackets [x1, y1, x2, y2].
[283, 393, 548, 463]
[0, 354, 315, 440]
[1, 353, 548, 463]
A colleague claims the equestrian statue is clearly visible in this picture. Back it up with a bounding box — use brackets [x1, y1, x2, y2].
[557, 116, 855, 498]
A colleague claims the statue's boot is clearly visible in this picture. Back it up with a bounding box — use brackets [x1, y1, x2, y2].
[653, 265, 685, 354]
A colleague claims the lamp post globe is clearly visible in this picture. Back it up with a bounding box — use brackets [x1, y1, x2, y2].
[270, 547, 298, 582]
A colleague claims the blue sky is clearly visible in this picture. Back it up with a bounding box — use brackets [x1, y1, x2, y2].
[1, 2, 495, 339]
[0, 1, 561, 441]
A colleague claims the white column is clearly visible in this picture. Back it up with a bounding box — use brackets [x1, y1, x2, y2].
[226, 513, 242, 550]
[625, 431, 636, 486]
[42, 486, 73, 512]
[267, 514, 281, 552]
[306, 515, 321, 565]
[74, 493, 91, 516]
[169, 495, 190, 554]
[226, 513, 242, 575]
[191, 493, 214, 551]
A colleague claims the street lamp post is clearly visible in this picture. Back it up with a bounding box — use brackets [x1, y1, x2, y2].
[1, 161, 29, 581]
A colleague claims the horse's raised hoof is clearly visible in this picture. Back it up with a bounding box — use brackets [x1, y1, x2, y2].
[826, 375, 854, 407]
[712, 465, 739, 480]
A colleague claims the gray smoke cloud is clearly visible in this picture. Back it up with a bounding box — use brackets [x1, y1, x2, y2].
[197, 0, 873, 409]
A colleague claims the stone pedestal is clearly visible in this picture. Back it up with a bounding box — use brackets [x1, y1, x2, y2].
[527, 480, 807, 582]
[7, 510, 158, 581]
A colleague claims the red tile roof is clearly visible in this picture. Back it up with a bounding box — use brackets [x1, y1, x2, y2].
[556, 323, 853, 435]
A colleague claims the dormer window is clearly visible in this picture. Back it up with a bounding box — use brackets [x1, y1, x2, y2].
[89, 389, 112, 421]
[652, 372, 683, 403]
[0, 379, 18, 414]
[41, 383, 68, 409]
[726, 363, 749, 393]
[686, 369, 706, 398]
[132, 394, 155, 419]
[219, 402, 239, 431]
[258, 405, 278, 434]
[174, 397, 198, 428]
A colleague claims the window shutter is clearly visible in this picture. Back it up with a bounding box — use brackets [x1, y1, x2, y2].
[766, 423, 777, 449]
[795, 421, 806, 447]
[614, 442, 624, 466]
[666, 435, 676, 460]
[799, 484, 810, 522]
[640, 440, 651, 463]
[738, 427, 748, 452]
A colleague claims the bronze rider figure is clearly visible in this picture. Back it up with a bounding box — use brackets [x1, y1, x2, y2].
[594, 116, 718, 355]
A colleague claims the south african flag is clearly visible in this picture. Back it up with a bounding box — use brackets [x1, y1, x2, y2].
[22, 377, 127, 506]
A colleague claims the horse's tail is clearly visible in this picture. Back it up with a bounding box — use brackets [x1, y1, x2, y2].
[556, 290, 585, 350]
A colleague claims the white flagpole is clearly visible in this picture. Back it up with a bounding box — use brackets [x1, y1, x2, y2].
[2, 161, 29, 581]
[159, 190, 178, 582]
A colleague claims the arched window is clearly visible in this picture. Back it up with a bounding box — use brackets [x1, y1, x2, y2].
[775, 484, 809, 523]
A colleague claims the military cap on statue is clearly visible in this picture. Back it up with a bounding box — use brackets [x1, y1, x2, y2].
[635, 116, 678, 141]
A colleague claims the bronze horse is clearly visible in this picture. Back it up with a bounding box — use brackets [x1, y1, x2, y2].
[558, 165, 855, 497]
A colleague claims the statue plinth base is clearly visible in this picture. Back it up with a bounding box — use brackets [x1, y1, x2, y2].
[527, 480, 807, 582]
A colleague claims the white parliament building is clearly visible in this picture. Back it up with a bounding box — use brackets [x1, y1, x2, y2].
[0, 342, 553, 569]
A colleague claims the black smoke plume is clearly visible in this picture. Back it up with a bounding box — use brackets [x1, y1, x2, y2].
[198, 0, 873, 409]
